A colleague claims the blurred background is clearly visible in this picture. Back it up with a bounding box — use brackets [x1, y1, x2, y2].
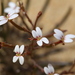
[0, 0, 75, 75]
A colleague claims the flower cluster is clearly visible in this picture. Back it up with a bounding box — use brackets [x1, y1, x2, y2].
[0, 1, 75, 75]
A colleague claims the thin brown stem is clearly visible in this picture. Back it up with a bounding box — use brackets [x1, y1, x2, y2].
[19, 2, 33, 26]
[33, 11, 42, 29]
[25, 13, 34, 26]
[9, 20, 31, 35]
[31, 59, 44, 72]
[68, 60, 75, 72]
[33, 40, 63, 50]
[60, 60, 75, 75]
[19, 13, 30, 30]
[0, 42, 14, 48]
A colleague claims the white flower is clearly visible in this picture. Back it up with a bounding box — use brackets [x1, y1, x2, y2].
[13, 45, 24, 65]
[32, 27, 49, 46]
[44, 64, 59, 75]
[0, 13, 18, 25]
[4, 2, 20, 14]
[54, 29, 75, 43]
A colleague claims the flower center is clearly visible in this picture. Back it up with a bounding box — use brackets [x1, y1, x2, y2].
[16, 52, 21, 56]
[36, 36, 42, 41]
[5, 14, 10, 20]
[48, 73, 54, 75]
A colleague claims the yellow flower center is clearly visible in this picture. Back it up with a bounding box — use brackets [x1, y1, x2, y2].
[48, 73, 54, 75]
[16, 53, 21, 56]
[6, 14, 10, 19]
[37, 36, 42, 41]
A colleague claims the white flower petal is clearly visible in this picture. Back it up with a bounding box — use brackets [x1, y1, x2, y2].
[4, 8, 12, 13]
[15, 7, 20, 13]
[64, 38, 73, 43]
[44, 67, 50, 74]
[0, 20, 8, 25]
[54, 29, 64, 36]
[54, 29, 64, 40]
[65, 34, 75, 39]
[37, 40, 43, 46]
[9, 14, 18, 20]
[48, 64, 54, 73]
[54, 34, 62, 40]
[32, 30, 38, 38]
[8, 11, 16, 16]
[15, 8, 20, 13]
[19, 56, 24, 65]
[41, 37, 49, 44]
[9, 2, 16, 8]
[0, 16, 5, 20]
[19, 45, 24, 54]
[36, 27, 42, 37]
[14, 45, 19, 53]
[13, 56, 19, 63]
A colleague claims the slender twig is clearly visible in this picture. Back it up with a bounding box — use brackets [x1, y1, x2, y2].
[31, 59, 44, 72]
[68, 60, 75, 72]
[25, 13, 34, 26]
[0, 42, 14, 48]
[9, 20, 31, 35]
[19, 13, 30, 30]
[19, 2, 34, 26]
[33, 40, 63, 50]
[60, 60, 75, 75]
[33, 11, 42, 29]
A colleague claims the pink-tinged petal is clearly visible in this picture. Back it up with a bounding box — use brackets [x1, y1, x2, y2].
[14, 45, 19, 53]
[0, 20, 8, 25]
[8, 2, 16, 8]
[36, 27, 42, 37]
[44, 67, 50, 74]
[65, 34, 75, 39]
[64, 38, 73, 43]
[54, 34, 62, 40]
[19, 45, 24, 54]
[9, 14, 18, 20]
[32, 30, 38, 38]
[54, 74, 59, 75]
[19, 56, 24, 65]
[41, 37, 49, 44]
[13, 56, 19, 63]
[54, 29, 64, 36]
[37, 40, 43, 46]
[48, 64, 54, 73]
[0, 16, 5, 20]
[4, 8, 12, 13]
